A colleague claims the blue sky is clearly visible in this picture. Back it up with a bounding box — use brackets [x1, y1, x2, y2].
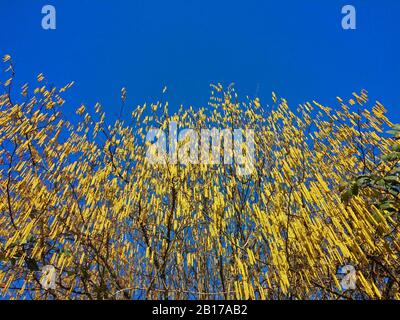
[0, 0, 399, 123]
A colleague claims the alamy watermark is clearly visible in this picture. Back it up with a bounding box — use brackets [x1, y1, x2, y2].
[340, 264, 357, 290]
[342, 5, 356, 30]
[41, 5, 56, 30]
[40, 265, 57, 290]
[41, 5, 356, 31]
[145, 122, 255, 177]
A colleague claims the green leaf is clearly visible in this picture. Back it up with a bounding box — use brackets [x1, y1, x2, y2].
[388, 187, 399, 196]
[338, 183, 348, 192]
[375, 179, 385, 187]
[392, 144, 400, 152]
[391, 167, 400, 174]
[341, 189, 353, 203]
[356, 176, 370, 187]
[382, 152, 400, 162]
[384, 175, 399, 182]
[351, 183, 359, 196]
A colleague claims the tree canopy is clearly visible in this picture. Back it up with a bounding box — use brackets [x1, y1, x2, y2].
[0, 55, 399, 299]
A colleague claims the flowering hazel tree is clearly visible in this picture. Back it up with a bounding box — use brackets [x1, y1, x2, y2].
[0, 55, 399, 300]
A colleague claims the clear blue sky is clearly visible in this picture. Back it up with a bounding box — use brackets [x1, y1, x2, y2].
[1, 0, 399, 123]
